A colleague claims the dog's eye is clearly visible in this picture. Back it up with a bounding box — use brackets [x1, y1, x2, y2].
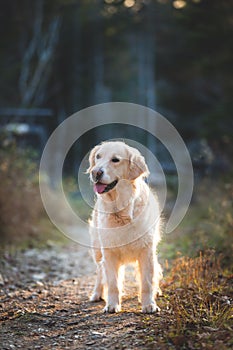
[111, 158, 120, 163]
[96, 154, 101, 159]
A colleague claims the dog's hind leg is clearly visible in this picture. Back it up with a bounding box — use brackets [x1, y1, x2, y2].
[138, 248, 160, 314]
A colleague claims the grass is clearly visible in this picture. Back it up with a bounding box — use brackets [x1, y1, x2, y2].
[139, 251, 233, 349]
[160, 177, 233, 266]
[0, 146, 232, 348]
[153, 176, 233, 348]
[163, 251, 232, 329]
[0, 144, 70, 251]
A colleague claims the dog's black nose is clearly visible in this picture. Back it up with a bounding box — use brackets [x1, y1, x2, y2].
[92, 168, 103, 182]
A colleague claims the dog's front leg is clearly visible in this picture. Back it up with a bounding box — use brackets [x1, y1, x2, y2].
[90, 262, 104, 302]
[138, 249, 160, 314]
[103, 252, 121, 313]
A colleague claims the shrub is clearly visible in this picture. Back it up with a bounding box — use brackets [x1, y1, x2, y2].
[160, 251, 232, 347]
[0, 142, 43, 244]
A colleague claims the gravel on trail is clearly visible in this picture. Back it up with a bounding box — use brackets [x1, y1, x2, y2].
[0, 244, 165, 350]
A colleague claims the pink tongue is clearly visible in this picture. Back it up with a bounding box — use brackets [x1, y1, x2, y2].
[94, 183, 108, 194]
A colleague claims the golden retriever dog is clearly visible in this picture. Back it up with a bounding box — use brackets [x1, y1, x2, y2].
[87, 141, 162, 313]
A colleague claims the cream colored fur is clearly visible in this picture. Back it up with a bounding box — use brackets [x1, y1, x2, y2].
[87, 141, 162, 313]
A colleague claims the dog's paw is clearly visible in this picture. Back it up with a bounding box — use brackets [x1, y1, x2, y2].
[103, 304, 121, 313]
[142, 303, 160, 314]
[90, 293, 104, 302]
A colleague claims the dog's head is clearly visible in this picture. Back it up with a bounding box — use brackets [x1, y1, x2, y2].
[87, 141, 149, 195]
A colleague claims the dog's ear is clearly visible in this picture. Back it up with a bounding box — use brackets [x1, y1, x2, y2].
[128, 147, 149, 180]
[86, 145, 100, 173]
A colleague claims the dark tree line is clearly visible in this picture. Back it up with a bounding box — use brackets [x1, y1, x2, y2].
[0, 0, 232, 165]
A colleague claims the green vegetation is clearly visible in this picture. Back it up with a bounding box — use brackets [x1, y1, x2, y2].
[1, 143, 232, 265]
[0, 146, 232, 349]
[0, 142, 66, 248]
[0, 143, 39, 241]
[143, 251, 233, 349]
[1, 0, 232, 347]
[155, 177, 233, 348]
[160, 178, 233, 267]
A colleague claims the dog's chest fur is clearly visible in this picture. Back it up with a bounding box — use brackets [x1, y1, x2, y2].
[95, 182, 148, 229]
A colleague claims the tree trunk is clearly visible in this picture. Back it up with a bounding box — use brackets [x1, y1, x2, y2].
[19, 0, 61, 109]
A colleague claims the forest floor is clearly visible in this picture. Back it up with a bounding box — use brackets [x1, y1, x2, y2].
[0, 239, 232, 350]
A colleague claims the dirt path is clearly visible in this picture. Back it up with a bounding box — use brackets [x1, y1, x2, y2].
[0, 244, 168, 349]
[1, 243, 232, 349]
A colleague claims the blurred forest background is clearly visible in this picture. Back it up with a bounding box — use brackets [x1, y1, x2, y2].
[0, 0, 232, 257]
[0, 2, 233, 347]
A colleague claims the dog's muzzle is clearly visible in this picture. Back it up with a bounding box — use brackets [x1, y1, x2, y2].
[92, 168, 104, 183]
